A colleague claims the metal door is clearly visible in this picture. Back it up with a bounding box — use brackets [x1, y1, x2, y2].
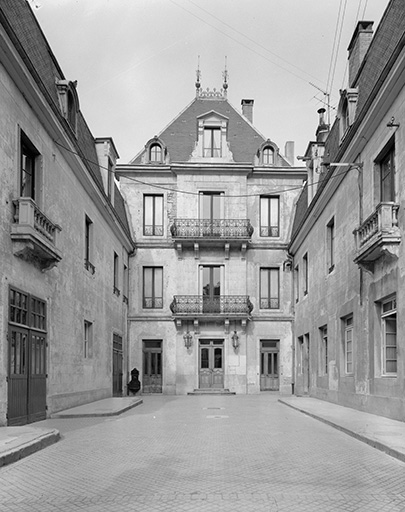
[199, 340, 224, 388]
[143, 341, 162, 393]
[260, 340, 279, 391]
[112, 334, 123, 396]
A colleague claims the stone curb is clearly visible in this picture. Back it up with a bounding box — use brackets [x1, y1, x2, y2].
[0, 429, 60, 468]
[51, 398, 143, 418]
[278, 399, 405, 464]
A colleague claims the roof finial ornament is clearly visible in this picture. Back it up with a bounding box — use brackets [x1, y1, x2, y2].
[222, 56, 228, 97]
[196, 55, 201, 97]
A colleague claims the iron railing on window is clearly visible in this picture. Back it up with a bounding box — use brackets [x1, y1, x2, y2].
[170, 219, 254, 239]
[170, 295, 253, 316]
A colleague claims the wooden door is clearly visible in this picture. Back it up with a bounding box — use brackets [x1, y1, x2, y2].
[143, 341, 162, 393]
[260, 340, 279, 391]
[199, 340, 224, 388]
[8, 289, 47, 425]
[112, 334, 123, 396]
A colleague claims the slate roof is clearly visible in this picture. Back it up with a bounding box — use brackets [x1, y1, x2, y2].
[0, 0, 132, 241]
[130, 97, 290, 166]
[290, 0, 405, 244]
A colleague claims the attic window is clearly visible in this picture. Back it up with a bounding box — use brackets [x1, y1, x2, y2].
[150, 144, 162, 162]
[263, 147, 274, 165]
[204, 127, 221, 157]
[338, 88, 358, 142]
[55, 79, 79, 134]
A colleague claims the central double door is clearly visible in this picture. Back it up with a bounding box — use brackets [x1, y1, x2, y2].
[199, 340, 224, 389]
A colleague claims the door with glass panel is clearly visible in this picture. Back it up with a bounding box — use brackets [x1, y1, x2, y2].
[199, 340, 224, 388]
[142, 341, 162, 393]
[199, 192, 223, 236]
[260, 340, 279, 390]
[202, 266, 221, 313]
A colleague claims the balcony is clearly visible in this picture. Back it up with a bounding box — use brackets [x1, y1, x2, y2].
[170, 295, 253, 331]
[353, 202, 400, 272]
[11, 198, 62, 270]
[170, 219, 254, 259]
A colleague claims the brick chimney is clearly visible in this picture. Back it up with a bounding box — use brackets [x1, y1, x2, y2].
[347, 21, 374, 87]
[241, 99, 254, 123]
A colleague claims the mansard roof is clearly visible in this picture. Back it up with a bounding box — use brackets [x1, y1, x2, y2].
[130, 97, 291, 166]
[0, 0, 132, 240]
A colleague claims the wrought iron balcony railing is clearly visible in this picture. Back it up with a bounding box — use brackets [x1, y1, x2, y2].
[170, 219, 254, 239]
[170, 295, 254, 316]
[353, 202, 400, 268]
[11, 198, 62, 270]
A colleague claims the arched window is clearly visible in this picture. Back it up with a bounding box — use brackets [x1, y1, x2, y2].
[263, 147, 274, 165]
[150, 144, 162, 162]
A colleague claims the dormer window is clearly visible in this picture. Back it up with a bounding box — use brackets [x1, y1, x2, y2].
[190, 111, 233, 162]
[150, 144, 162, 162]
[144, 137, 167, 164]
[55, 79, 79, 134]
[263, 147, 274, 165]
[338, 88, 358, 141]
[256, 140, 278, 166]
[204, 127, 221, 157]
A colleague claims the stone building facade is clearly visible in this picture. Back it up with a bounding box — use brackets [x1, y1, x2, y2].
[290, 0, 405, 421]
[118, 86, 305, 395]
[0, 0, 134, 425]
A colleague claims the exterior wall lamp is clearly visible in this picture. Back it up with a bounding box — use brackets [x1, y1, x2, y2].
[231, 330, 239, 350]
[183, 330, 193, 349]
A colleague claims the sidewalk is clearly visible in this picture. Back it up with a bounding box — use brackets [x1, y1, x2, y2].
[279, 396, 405, 463]
[0, 396, 142, 467]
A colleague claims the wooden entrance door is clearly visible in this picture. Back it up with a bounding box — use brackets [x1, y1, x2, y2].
[199, 340, 224, 388]
[112, 334, 123, 396]
[260, 340, 279, 391]
[143, 341, 162, 393]
[8, 288, 47, 425]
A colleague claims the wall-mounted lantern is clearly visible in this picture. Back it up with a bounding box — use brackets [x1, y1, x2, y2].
[231, 330, 239, 350]
[183, 330, 193, 349]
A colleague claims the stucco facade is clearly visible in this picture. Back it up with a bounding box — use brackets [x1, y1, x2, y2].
[118, 89, 305, 396]
[290, 0, 405, 421]
[0, 1, 133, 425]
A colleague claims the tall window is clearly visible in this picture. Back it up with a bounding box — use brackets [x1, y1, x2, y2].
[344, 316, 353, 374]
[260, 268, 279, 309]
[123, 264, 128, 304]
[107, 158, 113, 200]
[327, 217, 335, 273]
[380, 145, 395, 202]
[320, 326, 328, 375]
[144, 195, 163, 236]
[143, 267, 163, 309]
[294, 265, 299, 303]
[84, 216, 95, 274]
[113, 252, 120, 295]
[303, 253, 308, 296]
[20, 132, 38, 200]
[262, 147, 274, 165]
[260, 196, 279, 237]
[150, 144, 162, 163]
[203, 127, 221, 157]
[297, 336, 304, 374]
[381, 296, 397, 375]
[84, 320, 93, 358]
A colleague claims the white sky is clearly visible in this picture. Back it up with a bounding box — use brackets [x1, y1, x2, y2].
[32, 0, 387, 164]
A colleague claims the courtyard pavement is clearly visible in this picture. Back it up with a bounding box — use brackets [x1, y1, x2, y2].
[0, 394, 404, 511]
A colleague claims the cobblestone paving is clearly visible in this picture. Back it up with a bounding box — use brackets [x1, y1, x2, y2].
[0, 394, 405, 511]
